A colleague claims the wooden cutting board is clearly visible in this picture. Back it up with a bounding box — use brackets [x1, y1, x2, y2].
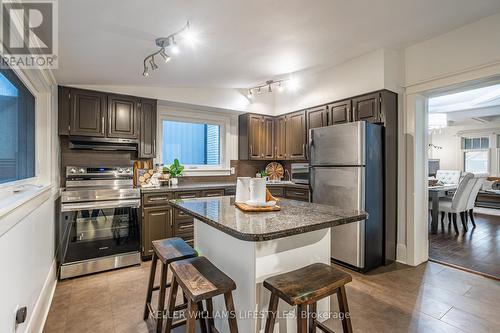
[235, 202, 281, 212]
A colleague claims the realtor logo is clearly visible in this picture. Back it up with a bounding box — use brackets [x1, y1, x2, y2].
[0, 0, 58, 69]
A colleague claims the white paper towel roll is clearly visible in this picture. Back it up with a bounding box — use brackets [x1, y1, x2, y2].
[249, 177, 266, 204]
[235, 177, 251, 203]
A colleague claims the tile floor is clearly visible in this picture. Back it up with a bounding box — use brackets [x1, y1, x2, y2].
[429, 212, 500, 279]
[43, 260, 500, 333]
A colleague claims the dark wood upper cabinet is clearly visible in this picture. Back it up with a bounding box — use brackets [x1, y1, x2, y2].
[274, 116, 286, 159]
[329, 99, 351, 125]
[261, 116, 275, 159]
[69, 89, 107, 137]
[306, 106, 328, 136]
[248, 114, 262, 159]
[107, 94, 139, 139]
[138, 99, 157, 158]
[286, 110, 307, 160]
[352, 92, 381, 123]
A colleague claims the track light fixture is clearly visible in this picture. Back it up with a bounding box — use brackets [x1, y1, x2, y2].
[246, 78, 295, 98]
[142, 21, 193, 77]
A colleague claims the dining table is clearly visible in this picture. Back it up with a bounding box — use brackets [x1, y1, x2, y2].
[428, 184, 458, 233]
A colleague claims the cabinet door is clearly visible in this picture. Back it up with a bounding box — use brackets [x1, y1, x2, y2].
[261, 116, 275, 159]
[248, 115, 262, 160]
[286, 111, 307, 160]
[352, 93, 380, 123]
[329, 99, 351, 125]
[107, 94, 139, 138]
[69, 89, 106, 137]
[274, 116, 287, 159]
[138, 99, 157, 158]
[307, 106, 328, 132]
[142, 206, 172, 256]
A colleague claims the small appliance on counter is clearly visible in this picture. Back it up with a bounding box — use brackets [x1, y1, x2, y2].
[59, 166, 141, 279]
[309, 121, 384, 272]
[291, 163, 309, 184]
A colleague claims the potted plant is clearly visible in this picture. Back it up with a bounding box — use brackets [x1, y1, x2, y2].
[168, 159, 184, 185]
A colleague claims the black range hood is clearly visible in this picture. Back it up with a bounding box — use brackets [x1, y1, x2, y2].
[68, 137, 138, 151]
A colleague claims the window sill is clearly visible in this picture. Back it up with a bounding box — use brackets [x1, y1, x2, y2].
[182, 169, 231, 177]
[0, 184, 54, 237]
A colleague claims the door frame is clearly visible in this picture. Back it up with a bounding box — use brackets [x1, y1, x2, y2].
[402, 62, 500, 266]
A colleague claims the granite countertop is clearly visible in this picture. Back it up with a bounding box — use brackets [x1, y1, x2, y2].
[169, 196, 367, 241]
[140, 181, 309, 193]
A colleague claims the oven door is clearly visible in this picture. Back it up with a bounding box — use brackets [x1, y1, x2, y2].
[61, 199, 141, 264]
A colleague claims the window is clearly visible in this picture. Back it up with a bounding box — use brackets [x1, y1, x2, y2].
[462, 137, 489, 174]
[161, 120, 221, 166]
[0, 68, 35, 184]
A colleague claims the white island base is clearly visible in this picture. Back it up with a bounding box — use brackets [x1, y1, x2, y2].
[194, 219, 332, 333]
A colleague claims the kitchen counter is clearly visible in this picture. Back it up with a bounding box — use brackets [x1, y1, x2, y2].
[139, 181, 309, 193]
[169, 196, 366, 241]
[170, 196, 366, 332]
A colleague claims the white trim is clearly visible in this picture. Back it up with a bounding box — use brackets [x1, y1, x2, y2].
[157, 105, 236, 176]
[24, 259, 57, 333]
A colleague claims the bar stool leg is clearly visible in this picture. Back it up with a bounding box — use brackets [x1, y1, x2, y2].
[224, 292, 239, 333]
[297, 304, 307, 333]
[186, 300, 198, 333]
[336, 286, 353, 333]
[206, 298, 216, 332]
[144, 252, 158, 320]
[265, 293, 279, 333]
[164, 275, 179, 333]
[156, 263, 168, 333]
[308, 302, 317, 333]
[197, 301, 208, 333]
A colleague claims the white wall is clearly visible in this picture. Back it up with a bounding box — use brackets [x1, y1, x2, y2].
[273, 49, 388, 115]
[405, 12, 500, 86]
[429, 121, 500, 176]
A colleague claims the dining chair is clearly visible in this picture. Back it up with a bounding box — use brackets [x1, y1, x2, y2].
[438, 172, 474, 234]
[435, 170, 461, 185]
[464, 174, 487, 230]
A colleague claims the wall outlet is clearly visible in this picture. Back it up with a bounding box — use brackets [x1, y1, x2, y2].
[230, 167, 235, 175]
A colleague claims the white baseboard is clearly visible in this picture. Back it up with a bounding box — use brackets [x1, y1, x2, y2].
[396, 243, 407, 264]
[24, 259, 57, 333]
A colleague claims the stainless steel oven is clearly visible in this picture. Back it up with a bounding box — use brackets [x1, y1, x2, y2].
[59, 166, 141, 279]
[291, 163, 309, 184]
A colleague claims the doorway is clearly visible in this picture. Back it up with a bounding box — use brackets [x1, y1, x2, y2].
[426, 80, 500, 279]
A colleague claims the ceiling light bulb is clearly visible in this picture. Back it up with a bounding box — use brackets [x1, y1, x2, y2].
[183, 27, 197, 47]
[247, 89, 253, 99]
[160, 49, 171, 63]
[278, 81, 284, 92]
[288, 78, 299, 90]
[143, 67, 149, 77]
[257, 87, 262, 94]
[171, 44, 180, 55]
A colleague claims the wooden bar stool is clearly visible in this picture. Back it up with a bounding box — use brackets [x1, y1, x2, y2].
[263, 263, 353, 333]
[166, 256, 239, 333]
[143, 237, 198, 333]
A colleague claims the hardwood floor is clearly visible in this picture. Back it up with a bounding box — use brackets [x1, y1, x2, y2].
[43, 260, 500, 333]
[429, 212, 500, 279]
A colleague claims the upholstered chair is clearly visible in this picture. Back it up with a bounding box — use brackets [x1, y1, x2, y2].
[438, 173, 474, 233]
[435, 170, 461, 185]
[464, 174, 488, 229]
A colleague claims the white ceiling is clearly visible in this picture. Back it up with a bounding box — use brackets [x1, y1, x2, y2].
[55, 0, 500, 89]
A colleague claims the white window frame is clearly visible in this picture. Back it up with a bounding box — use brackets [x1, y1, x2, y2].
[460, 136, 491, 174]
[157, 106, 232, 176]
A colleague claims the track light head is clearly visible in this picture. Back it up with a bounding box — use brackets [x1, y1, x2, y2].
[278, 81, 284, 92]
[268, 84, 272, 93]
[143, 67, 149, 77]
[247, 89, 253, 99]
[149, 57, 158, 70]
[171, 37, 180, 55]
[160, 49, 171, 63]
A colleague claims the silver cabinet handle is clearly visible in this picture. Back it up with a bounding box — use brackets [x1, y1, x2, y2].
[101, 116, 105, 134]
[179, 223, 194, 230]
[149, 197, 168, 201]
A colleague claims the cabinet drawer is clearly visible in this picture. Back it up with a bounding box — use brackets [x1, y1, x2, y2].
[225, 187, 236, 195]
[174, 208, 195, 221]
[285, 187, 310, 201]
[143, 192, 173, 206]
[268, 186, 284, 197]
[174, 191, 201, 199]
[201, 189, 225, 197]
[174, 219, 194, 236]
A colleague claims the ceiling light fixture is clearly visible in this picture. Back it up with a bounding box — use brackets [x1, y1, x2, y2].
[142, 21, 192, 77]
[247, 78, 293, 97]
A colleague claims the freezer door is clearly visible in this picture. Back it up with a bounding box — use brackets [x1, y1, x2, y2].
[309, 121, 365, 166]
[310, 166, 365, 268]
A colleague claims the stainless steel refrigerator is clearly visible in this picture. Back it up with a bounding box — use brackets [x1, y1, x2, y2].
[309, 121, 384, 272]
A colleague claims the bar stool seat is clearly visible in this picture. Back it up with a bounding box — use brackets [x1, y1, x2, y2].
[144, 237, 197, 333]
[264, 263, 353, 333]
[166, 256, 239, 333]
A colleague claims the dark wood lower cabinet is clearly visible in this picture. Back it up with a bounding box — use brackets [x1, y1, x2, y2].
[142, 206, 172, 257]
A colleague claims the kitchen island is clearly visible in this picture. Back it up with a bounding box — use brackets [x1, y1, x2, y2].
[169, 196, 367, 333]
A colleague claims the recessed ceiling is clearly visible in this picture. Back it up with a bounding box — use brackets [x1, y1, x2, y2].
[54, 0, 500, 88]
